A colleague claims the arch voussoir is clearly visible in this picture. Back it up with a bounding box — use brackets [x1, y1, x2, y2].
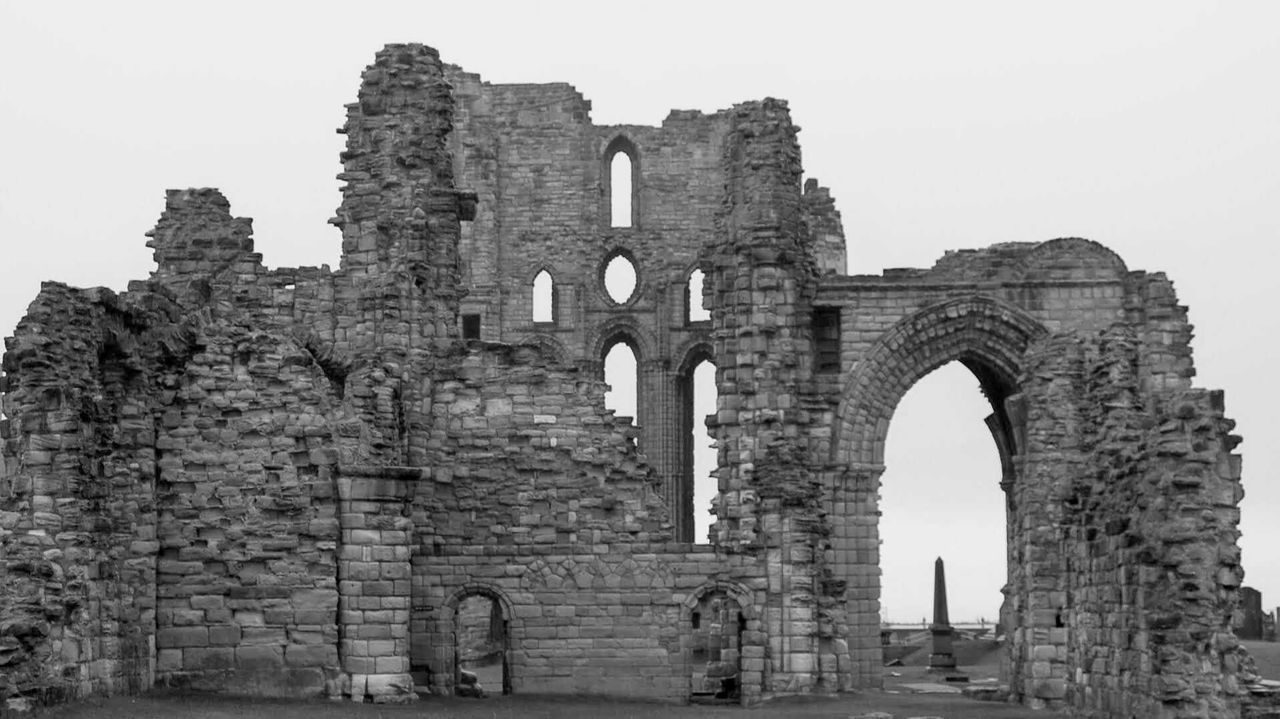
[832, 296, 1047, 467]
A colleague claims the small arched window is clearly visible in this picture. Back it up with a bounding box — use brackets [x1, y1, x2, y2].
[603, 338, 639, 423]
[532, 270, 555, 323]
[611, 152, 632, 227]
[605, 136, 638, 229]
[686, 268, 710, 323]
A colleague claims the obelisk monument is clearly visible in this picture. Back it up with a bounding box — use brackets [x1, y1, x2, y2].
[928, 556, 962, 677]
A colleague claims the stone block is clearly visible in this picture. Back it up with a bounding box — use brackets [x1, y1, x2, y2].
[157, 648, 184, 673]
[295, 609, 332, 624]
[157, 627, 209, 648]
[236, 645, 284, 670]
[241, 627, 287, 645]
[293, 588, 338, 610]
[344, 655, 376, 674]
[209, 624, 242, 646]
[185, 647, 235, 670]
[374, 655, 408, 673]
[285, 643, 336, 667]
[366, 639, 397, 656]
[346, 529, 381, 545]
[191, 594, 226, 611]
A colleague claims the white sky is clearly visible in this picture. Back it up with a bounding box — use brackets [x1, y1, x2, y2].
[1, 1, 1277, 624]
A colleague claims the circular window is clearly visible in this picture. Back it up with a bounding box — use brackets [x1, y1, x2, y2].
[603, 253, 637, 305]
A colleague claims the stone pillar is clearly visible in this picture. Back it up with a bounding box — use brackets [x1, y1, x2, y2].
[828, 465, 881, 688]
[705, 99, 840, 695]
[337, 469, 415, 703]
[1010, 336, 1083, 708]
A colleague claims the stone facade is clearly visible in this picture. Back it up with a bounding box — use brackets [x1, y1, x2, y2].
[1, 43, 1277, 717]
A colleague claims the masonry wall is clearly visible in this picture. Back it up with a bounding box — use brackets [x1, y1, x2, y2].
[1, 40, 1272, 719]
[1060, 331, 1248, 718]
[152, 317, 342, 696]
[444, 65, 846, 542]
[0, 285, 166, 708]
[415, 342, 668, 550]
[412, 547, 772, 701]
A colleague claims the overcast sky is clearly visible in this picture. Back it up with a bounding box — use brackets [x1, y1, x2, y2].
[1, 1, 1276, 624]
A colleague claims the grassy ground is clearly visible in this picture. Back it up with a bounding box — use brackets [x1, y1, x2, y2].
[27, 641, 1280, 719]
[1245, 640, 1280, 679]
[31, 689, 1039, 719]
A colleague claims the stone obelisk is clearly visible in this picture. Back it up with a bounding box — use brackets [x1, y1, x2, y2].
[928, 556, 961, 676]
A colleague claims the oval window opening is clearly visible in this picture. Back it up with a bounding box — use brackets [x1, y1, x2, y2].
[604, 254, 637, 305]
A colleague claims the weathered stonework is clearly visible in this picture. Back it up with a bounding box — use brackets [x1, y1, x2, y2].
[1, 42, 1276, 717]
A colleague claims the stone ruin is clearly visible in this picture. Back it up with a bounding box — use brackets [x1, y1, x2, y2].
[1, 43, 1278, 718]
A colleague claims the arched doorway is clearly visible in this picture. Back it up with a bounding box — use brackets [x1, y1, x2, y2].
[878, 361, 1007, 671]
[830, 296, 1046, 690]
[686, 586, 748, 704]
[452, 590, 511, 696]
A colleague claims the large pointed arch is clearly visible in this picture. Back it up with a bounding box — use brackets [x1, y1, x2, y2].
[831, 295, 1048, 470]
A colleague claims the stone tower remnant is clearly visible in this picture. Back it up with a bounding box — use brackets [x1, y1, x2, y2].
[1, 42, 1278, 718]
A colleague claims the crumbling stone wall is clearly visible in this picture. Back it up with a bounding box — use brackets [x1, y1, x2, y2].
[152, 310, 342, 695]
[1049, 329, 1248, 718]
[414, 342, 668, 549]
[0, 41, 1271, 718]
[0, 285, 170, 708]
[444, 67, 845, 543]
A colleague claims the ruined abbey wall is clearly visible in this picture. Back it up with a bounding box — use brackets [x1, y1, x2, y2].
[2, 42, 1277, 717]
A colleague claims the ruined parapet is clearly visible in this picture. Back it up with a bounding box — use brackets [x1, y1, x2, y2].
[0, 283, 186, 709]
[149, 312, 343, 696]
[802, 178, 847, 275]
[1124, 271, 1196, 392]
[146, 189, 261, 301]
[327, 45, 479, 469]
[333, 43, 474, 292]
[1008, 325, 1251, 717]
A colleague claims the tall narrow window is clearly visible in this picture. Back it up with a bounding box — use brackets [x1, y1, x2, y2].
[610, 151, 632, 228]
[603, 339, 638, 423]
[532, 270, 554, 323]
[690, 359, 716, 541]
[461, 314, 481, 339]
[813, 307, 841, 374]
[687, 268, 710, 323]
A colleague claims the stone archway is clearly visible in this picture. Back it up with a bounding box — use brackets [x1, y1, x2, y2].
[440, 584, 515, 697]
[827, 295, 1048, 689]
[674, 341, 716, 542]
[682, 581, 760, 705]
